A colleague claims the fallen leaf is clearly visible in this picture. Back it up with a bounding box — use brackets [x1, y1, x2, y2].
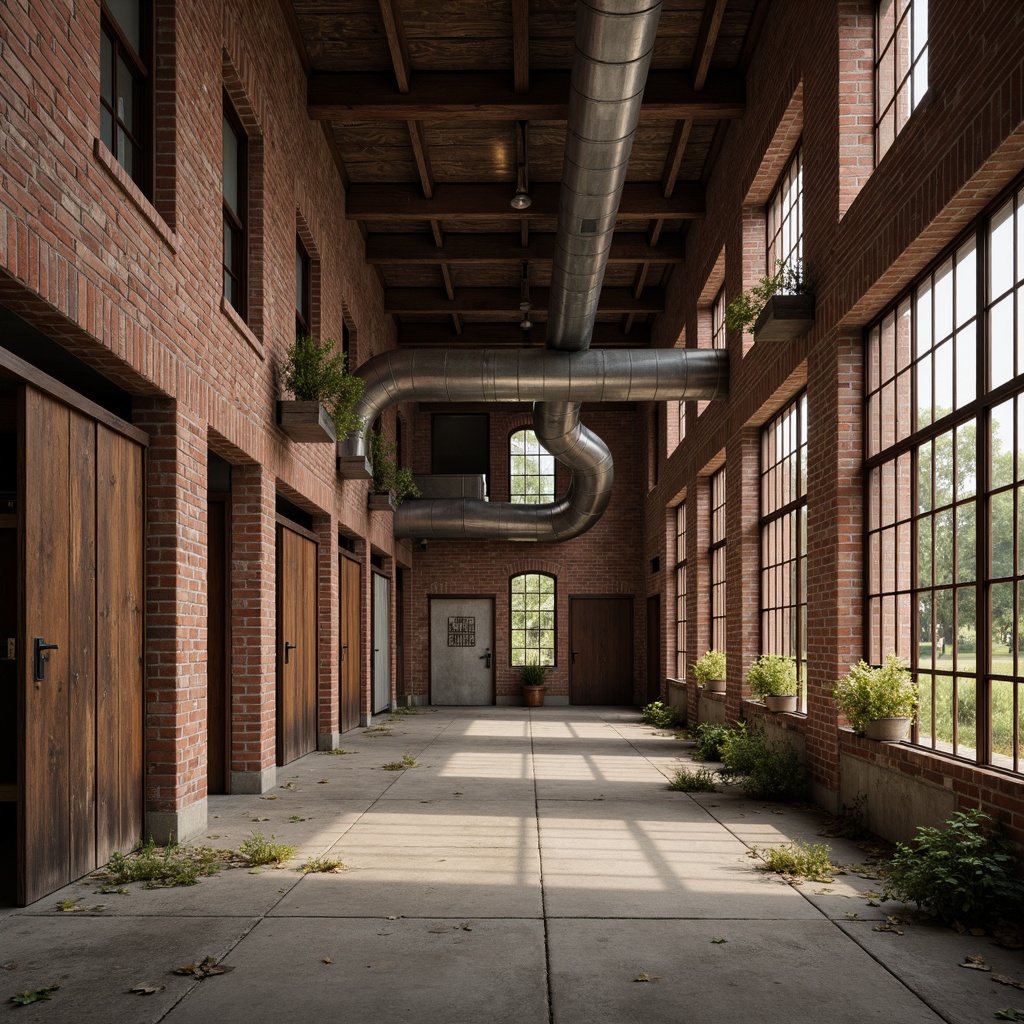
[845, 913, 860, 921]
[994, 1010, 1024, 1021]
[9, 985, 59, 1005]
[634, 972, 651, 982]
[280, 782, 297, 791]
[251, 816, 270, 822]
[260, 796, 278, 801]
[386, 916, 398, 921]
[174, 957, 235, 979]
[962, 955, 991, 972]
[993, 975, 1024, 991]
[710, 938, 727, 944]
[317, 779, 329, 784]
[322, 958, 333, 965]
[971, 928, 988, 937]
[130, 982, 166, 995]
[1, 963, 15, 972]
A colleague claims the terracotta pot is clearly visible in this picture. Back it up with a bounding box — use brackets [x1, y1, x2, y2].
[523, 685, 545, 707]
[702, 678, 726, 694]
[864, 717, 910, 741]
[764, 694, 798, 713]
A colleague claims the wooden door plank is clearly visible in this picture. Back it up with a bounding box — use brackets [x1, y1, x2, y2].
[20, 387, 72, 904]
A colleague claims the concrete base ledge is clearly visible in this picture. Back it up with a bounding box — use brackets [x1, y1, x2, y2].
[145, 797, 207, 846]
[318, 732, 343, 751]
[230, 766, 276, 795]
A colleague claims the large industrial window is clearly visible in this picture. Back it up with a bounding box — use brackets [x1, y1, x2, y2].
[295, 236, 311, 337]
[676, 502, 687, 678]
[766, 146, 803, 278]
[222, 97, 247, 318]
[760, 393, 808, 709]
[510, 573, 555, 667]
[711, 288, 727, 350]
[100, 0, 149, 191]
[866, 179, 1024, 775]
[710, 468, 727, 652]
[510, 429, 555, 504]
[875, 0, 928, 162]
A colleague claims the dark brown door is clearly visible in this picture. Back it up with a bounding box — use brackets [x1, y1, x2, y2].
[277, 524, 318, 765]
[647, 594, 661, 702]
[339, 552, 360, 733]
[569, 597, 634, 705]
[207, 497, 230, 793]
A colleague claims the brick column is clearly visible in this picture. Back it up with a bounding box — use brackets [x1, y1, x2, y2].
[806, 328, 864, 809]
[229, 463, 277, 793]
[725, 429, 761, 721]
[316, 512, 341, 748]
[133, 397, 208, 843]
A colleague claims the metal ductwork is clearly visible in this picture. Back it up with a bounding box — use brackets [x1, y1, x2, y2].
[344, 0, 728, 542]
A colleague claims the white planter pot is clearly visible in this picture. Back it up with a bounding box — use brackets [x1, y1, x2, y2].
[764, 694, 798, 713]
[864, 717, 911, 741]
[702, 678, 726, 694]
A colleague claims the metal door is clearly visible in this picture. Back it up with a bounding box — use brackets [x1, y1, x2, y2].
[430, 598, 495, 705]
[372, 572, 391, 714]
[339, 552, 361, 732]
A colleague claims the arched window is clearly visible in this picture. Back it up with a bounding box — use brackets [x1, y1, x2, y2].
[510, 429, 554, 504]
[510, 573, 556, 666]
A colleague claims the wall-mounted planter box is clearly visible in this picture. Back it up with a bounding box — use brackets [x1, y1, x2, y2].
[368, 492, 396, 512]
[753, 294, 815, 343]
[277, 400, 337, 443]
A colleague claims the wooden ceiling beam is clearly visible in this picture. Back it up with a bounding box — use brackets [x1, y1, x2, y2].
[364, 232, 686, 265]
[691, 0, 729, 91]
[406, 119, 434, 198]
[377, 0, 411, 94]
[396, 322, 651, 347]
[346, 182, 704, 220]
[661, 118, 693, 198]
[307, 70, 744, 122]
[512, 0, 529, 94]
[385, 287, 664, 316]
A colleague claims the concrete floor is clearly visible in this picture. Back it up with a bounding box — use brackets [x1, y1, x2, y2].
[1, 707, 1021, 1023]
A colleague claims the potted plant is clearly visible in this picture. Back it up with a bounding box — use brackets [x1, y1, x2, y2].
[747, 654, 798, 712]
[693, 649, 726, 694]
[724, 258, 814, 343]
[833, 651, 919, 740]
[368, 430, 420, 510]
[278, 334, 364, 443]
[520, 663, 547, 707]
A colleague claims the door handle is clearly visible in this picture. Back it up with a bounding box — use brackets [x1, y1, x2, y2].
[478, 647, 491, 669]
[571, 650, 579, 664]
[284, 641, 297, 664]
[33, 637, 59, 682]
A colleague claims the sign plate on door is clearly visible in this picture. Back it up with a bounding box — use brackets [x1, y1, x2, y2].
[447, 616, 476, 647]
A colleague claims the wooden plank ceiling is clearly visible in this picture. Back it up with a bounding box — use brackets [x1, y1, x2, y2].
[284, 0, 767, 347]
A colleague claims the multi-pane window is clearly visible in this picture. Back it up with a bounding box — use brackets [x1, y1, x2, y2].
[876, 0, 929, 161]
[711, 288, 727, 350]
[710, 468, 727, 652]
[100, 0, 148, 191]
[866, 180, 1024, 775]
[510, 573, 555, 667]
[222, 98, 247, 317]
[510, 429, 554, 504]
[296, 237, 311, 336]
[675, 502, 687, 679]
[760, 394, 808, 709]
[766, 146, 803, 280]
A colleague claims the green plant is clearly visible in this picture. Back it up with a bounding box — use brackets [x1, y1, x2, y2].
[520, 663, 547, 687]
[693, 722, 731, 761]
[282, 334, 365, 440]
[693, 649, 726, 684]
[756, 839, 835, 880]
[106, 837, 222, 888]
[641, 700, 686, 728]
[747, 654, 798, 699]
[381, 754, 418, 770]
[239, 832, 296, 867]
[667, 767, 718, 792]
[725, 257, 809, 334]
[369, 430, 421, 505]
[720, 725, 806, 800]
[882, 809, 1024, 926]
[300, 856, 345, 873]
[9, 985, 59, 1006]
[834, 651, 919, 735]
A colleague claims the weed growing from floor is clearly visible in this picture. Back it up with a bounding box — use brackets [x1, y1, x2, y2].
[317, 748, 353, 755]
[667, 767, 717, 792]
[692, 723, 732, 761]
[105, 837, 221, 888]
[721, 728, 807, 801]
[300, 856, 345, 874]
[755, 840, 835, 881]
[363, 726, 392, 735]
[239, 832, 296, 867]
[640, 700, 687, 729]
[381, 753, 418, 771]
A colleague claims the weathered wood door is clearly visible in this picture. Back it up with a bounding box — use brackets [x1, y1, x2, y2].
[20, 386, 144, 904]
[647, 594, 661, 702]
[372, 572, 391, 714]
[276, 524, 318, 766]
[569, 597, 634, 705]
[339, 552, 361, 732]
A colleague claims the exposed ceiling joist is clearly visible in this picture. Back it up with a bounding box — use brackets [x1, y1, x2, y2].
[377, 0, 411, 93]
[307, 70, 744, 122]
[384, 287, 664, 316]
[396, 322, 651, 347]
[691, 0, 729, 91]
[512, 0, 529, 94]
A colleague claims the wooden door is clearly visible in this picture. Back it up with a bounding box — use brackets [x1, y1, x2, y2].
[339, 552, 361, 733]
[372, 572, 390, 714]
[277, 524, 318, 766]
[207, 496, 230, 793]
[646, 594, 661, 702]
[569, 597, 634, 706]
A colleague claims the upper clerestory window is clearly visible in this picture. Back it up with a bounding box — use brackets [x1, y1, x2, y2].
[100, 0, 150, 193]
[876, 0, 929, 161]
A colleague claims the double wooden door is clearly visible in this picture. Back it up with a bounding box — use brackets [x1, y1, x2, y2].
[277, 524, 318, 766]
[569, 597, 634, 705]
[20, 386, 144, 904]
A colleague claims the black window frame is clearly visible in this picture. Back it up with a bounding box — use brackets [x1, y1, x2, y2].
[222, 94, 248, 319]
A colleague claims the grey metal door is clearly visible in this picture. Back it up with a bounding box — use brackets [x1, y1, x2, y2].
[372, 572, 391, 714]
[430, 598, 495, 705]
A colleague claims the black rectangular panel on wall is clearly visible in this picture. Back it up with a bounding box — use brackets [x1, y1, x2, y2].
[431, 414, 489, 479]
